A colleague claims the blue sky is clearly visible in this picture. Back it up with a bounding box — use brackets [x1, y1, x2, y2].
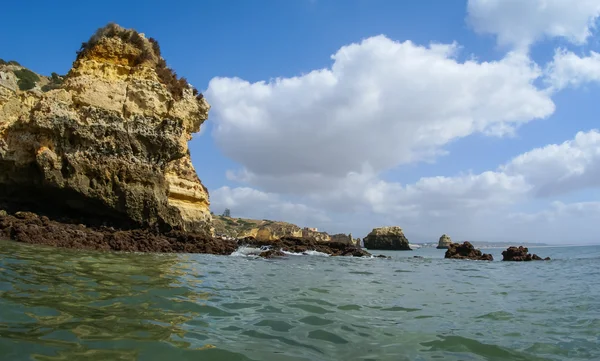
[3, 0, 600, 244]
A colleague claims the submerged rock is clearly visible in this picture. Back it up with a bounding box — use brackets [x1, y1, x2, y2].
[0, 23, 211, 236]
[259, 249, 286, 259]
[502, 246, 550, 261]
[363, 226, 411, 250]
[445, 242, 493, 261]
[437, 234, 452, 249]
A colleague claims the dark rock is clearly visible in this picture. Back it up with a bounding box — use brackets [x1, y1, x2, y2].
[363, 226, 411, 250]
[502, 246, 550, 261]
[0, 211, 237, 254]
[241, 236, 372, 257]
[413, 256, 423, 258]
[445, 242, 493, 261]
[259, 249, 286, 259]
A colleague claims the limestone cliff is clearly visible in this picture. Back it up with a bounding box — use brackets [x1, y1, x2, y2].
[0, 24, 211, 234]
[363, 226, 411, 250]
[212, 215, 356, 244]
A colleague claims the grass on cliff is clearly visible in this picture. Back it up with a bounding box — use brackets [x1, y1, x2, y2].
[76, 23, 204, 101]
[41, 72, 65, 92]
[13, 68, 40, 91]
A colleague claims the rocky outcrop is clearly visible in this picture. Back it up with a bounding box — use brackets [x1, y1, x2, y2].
[437, 234, 452, 249]
[0, 24, 212, 235]
[0, 210, 236, 254]
[445, 242, 493, 261]
[363, 226, 411, 250]
[502, 246, 550, 261]
[242, 237, 371, 257]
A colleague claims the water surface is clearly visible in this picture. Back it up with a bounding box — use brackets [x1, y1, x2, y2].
[0, 241, 598, 360]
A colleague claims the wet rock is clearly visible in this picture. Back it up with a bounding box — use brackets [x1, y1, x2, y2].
[0, 211, 237, 254]
[363, 226, 411, 250]
[445, 242, 493, 261]
[259, 249, 286, 259]
[241, 236, 372, 257]
[502, 246, 550, 261]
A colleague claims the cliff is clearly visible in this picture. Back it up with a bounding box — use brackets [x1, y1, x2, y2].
[363, 226, 411, 250]
[212, 215, 357, 244]
[0, 24, 211, 235]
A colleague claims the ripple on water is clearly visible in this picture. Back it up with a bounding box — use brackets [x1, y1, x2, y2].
[299, 316, 334, 326]
[381, 306, 421, 312]
[289, 304, 333, 314]
[254, 320, 295, 332]
[307, 330, 349, 345]
[476, 311, 514, 321]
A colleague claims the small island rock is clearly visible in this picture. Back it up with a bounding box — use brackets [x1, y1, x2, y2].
[437, 234, 452, 249]
[502, 246, 550, 261]
[445, 242, 493, 261]
[363, 226, 411, 250]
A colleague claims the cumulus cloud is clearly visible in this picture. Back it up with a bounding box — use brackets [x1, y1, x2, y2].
[502, 130, 600, 197]
[207, 35, 554, 194]
[210, 186, 330, 227]
[209, 130, 600, 243]
[467, 0, 600, 50]
[545, 49, 600, 90]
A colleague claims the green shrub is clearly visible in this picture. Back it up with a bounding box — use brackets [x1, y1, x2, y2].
[13, 68, 40, 91]
[7, 60, 21, 66]
[42, 72, 65, 92]
[0, 59, 6, 65]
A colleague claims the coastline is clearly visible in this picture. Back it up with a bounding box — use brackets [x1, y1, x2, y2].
[0, 210, 371, 257]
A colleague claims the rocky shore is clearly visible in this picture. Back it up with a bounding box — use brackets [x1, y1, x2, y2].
[0, 210, 372, 257]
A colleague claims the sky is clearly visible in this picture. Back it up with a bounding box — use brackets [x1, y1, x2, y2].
[3, 0, 600, 244]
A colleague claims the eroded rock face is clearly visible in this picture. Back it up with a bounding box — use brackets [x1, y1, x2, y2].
[445, 242, 493, 261]
[437, 234, 452, 249]
[0, 24, 211, 235]
[502, 246, 550, 261]
[363, 226, 411, 250]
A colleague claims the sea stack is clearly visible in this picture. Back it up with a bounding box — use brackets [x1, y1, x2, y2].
[445, 242, 493, 261]
[502, 246, 550, 261]
[0, 23, 212, 235]
[363, 226, 411, 250]
[437, 234, 452, 249]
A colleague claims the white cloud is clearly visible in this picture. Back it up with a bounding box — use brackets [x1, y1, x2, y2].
[209, 130, 600, 243]
[210, 186, 330, 227]
[467, 0, 600, 50]
[545, 49, 600, 90]
[502, 130, 600, 196]
[207, 35, 554, 194]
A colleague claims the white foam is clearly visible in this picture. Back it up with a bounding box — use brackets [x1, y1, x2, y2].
[281, 250, 330, 257]
[230, 246, 263, 257]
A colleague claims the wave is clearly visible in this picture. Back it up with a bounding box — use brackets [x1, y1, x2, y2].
[230, 246, 330, 257]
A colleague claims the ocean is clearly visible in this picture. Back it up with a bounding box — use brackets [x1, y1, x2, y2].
[0, 240, 598, 361]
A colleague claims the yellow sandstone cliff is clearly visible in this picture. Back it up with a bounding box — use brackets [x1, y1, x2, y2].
[0, 23, 211, 234]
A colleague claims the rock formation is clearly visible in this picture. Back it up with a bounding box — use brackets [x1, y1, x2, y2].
[242, 236, 371, 257]
[0, 23, 212, 235]
[212, 215, 355, 243]
[445, 242, 493, 261]
[502, 246, 550, 261]
[437, 234, 452, 249]
[363, 226, 411, 250]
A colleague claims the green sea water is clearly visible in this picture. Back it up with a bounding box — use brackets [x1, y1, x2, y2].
[0, 240, 598, 361]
